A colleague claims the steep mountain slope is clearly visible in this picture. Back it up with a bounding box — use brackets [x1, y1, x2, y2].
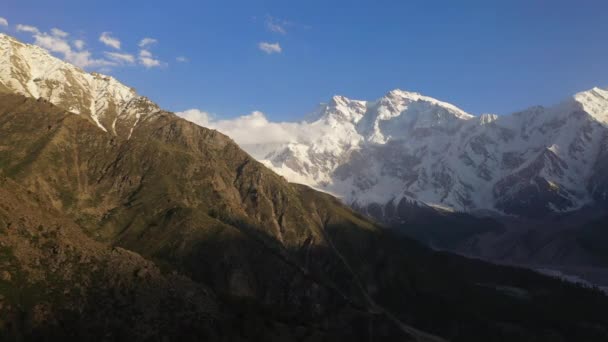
[0, 91, 447, 341]
[249, 88, 608, 218]
[0, 176, 222, 341]
[2, 34, 608, 341]
[3, 93, 608, 341]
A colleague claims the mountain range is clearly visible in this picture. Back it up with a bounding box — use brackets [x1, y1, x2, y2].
[1, 33, 608, 341]
[231, 72, 608, 283]
[245, 87, 608, 217]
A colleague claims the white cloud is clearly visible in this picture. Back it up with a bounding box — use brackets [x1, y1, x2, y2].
[176, 109, 212, 127]
[265, 16, 287, 34]
[16, 23, 165, 71]
[176, 56, 188, 63]
[34, 32, 116, 68]
[99, 32, 121, 49]
[138, 49, 162, 68]
[0, 17, 8, 27]
[140, 56, 161, 68]
[258, 42, 282, 54]
[105, 51, 135, 64]
[73, 39, 85, 50]
[138, 37, 157, 48]
[66, 50, 116, 69]
[137, 38, 162, 67]
[139, 49, 152, 57]
[16, 24, 40, 34]
[51, 28, 68, 38]
[17, 26, 115, 69]
[33, 33, 72, 55]
[176, 109, 327, 147]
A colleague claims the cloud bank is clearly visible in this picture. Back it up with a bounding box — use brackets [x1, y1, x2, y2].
[176, 109, 327, 147]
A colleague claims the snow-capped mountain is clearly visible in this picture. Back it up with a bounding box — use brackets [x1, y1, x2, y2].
[4, 32, 608, 219]
[249, 87, 608, 218]
[0, 33, 159, 137]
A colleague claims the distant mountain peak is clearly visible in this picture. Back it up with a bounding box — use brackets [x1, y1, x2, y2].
[0, 33, 157, 135]
[384, 88, 424, 100]
[379, 89, 474, 120]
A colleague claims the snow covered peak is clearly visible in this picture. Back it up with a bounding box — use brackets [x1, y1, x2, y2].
[348, 90, 474, 144]
[329, 95, 350, 105]
[304, 95, 366, 124]
[242, 86, 608, 218]
[384, 89, 425, 101]
[304, 90, 475, 132]
[573, 87, 608, 124]
[380, 89, 474, 120]
[0, 34, 157, 135]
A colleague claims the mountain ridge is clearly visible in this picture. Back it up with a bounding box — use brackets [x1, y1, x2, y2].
[0, 33, 158, 136]
[240, 85, 608, 218]
[4, 31, 606, 219]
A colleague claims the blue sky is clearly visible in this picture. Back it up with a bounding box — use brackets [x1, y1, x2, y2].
[2, 0, 608, 121]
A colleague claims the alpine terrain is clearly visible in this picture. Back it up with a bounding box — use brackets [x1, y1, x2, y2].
[248, 88, 608, 217]
[2, 33, 608, 341]
[235, 82, 608, 283]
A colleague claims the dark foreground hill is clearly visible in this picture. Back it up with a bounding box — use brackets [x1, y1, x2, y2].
[1, 93, 608, 341]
